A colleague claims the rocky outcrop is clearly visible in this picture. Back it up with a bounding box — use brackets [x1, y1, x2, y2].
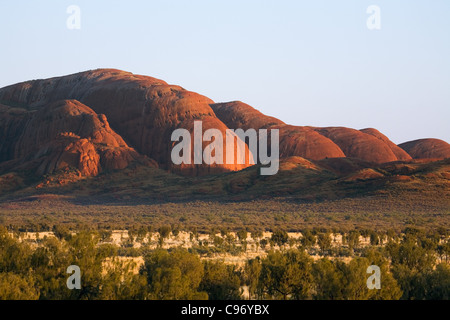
[277, 126, 346, 160]
[35, 133, 101, 177]
[359, 128, 412, 161]
[0, 104, 29, 163]
[211, 101, 412, 163]
[0, 69, 447, 178]
[0, 100, 154, 177]
[211, 101, 285, 130]
[399, 139, 450, 160]
[314, 127, 399, 163]
[211, 101, 346, 160]
[0, 69, 252, 175]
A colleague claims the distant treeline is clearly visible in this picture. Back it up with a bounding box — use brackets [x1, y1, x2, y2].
[0, 226, 449, 300]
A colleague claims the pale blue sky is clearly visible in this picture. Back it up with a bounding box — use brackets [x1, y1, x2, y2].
[0, 0, 449, 144]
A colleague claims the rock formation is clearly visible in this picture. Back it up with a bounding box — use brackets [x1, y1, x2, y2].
[0, 69, 447, 179]
[399, 139, 450, 160]
[0, 69, 252, 176]
[211, 101, 413, 163]
[0, 99, 153, 177]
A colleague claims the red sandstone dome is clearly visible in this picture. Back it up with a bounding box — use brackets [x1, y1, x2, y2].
[0, 99, 153, 176]
[0, 69, 447, 178]
[211, 101, 413, 164]
[398, 139, 450, 160]
[359, 128, 412, 161]
[0, 69, 253, 176]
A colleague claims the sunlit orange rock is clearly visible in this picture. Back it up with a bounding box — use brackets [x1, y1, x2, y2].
[399, 139, 450, 160]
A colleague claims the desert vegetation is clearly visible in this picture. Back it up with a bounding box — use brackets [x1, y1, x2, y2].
[0, 224, 449, 300]
[1, 194, 449, 233]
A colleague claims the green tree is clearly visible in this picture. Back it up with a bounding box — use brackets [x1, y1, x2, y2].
[270, 229, 289, 248]
[300, 230, 316, 250]
[386, 235, 436, 299]
[100, 258, 148, 300]
[158, 226, 171, 247]
[0, 273, 39, 300]
[244, 258, 262, 299]
[369, 231, 380, 246]
[363, 248, 403, 300]
[237, 230, 248, 242]
[66, 231, 106, 300]
[259, 239, 268, 250]
[0, 226, 32, 275]
[251, 230, 263, 242]
[31, 237, 72, 299]
[143, 249, 207, 300]
[52, 225, 72, 241]
[312, 258, 345, 300]
[259, 249, 313, 300]
[317, 233, 332, 255]
[237, 230, 248, 252]
[345, 230, 360, 254]
[341, 257, 373, 300]
[213, 236, 224, 249]
[200, 261, 242, 300]
[422, 263, 450, 300]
